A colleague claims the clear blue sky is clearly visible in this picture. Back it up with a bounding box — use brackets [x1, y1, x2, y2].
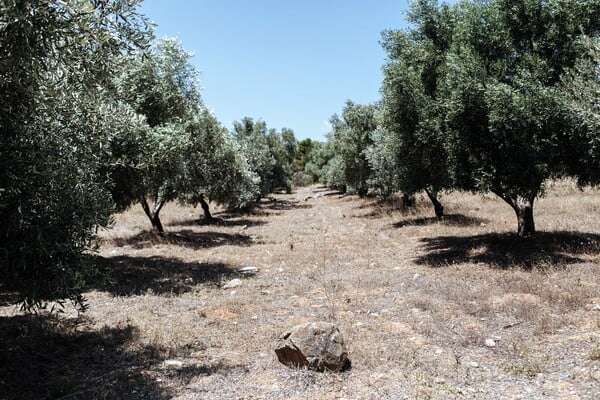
[139, 0, 413, 141]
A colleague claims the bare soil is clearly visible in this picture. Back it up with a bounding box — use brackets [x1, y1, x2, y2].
[1, 181, 599, 399]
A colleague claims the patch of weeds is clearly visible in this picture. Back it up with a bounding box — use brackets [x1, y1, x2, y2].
[413, 372, 435, 400]
[589, 346, 600, 361]
[503, 350, 546, 378]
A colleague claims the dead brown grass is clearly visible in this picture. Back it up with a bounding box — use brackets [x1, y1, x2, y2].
[1, 179, 599, 399]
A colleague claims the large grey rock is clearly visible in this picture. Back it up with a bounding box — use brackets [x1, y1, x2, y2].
[274, 321, 350, 372]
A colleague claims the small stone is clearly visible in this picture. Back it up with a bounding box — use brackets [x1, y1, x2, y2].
[469, 362, 479, 368]
[222, 278, 242, 289]
[592, 304, 600, 311]
[485, 338, 496, 347]
[163, 360, 183, 368]
[238, 266, 259, 275]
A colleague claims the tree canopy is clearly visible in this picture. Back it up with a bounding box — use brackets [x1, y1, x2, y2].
[438, 0, 600, 236]
[326, 101, 378, 195]
[233, 117, 295, 198]
[369, 5, 454, 215]
[0, 2, 292, 309]
[0, 0, 152, 309]
[325, 0, 600, 236]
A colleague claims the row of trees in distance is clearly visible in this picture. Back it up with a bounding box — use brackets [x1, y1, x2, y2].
[0, 1, 299, 310]
[303, 0, 599, 238]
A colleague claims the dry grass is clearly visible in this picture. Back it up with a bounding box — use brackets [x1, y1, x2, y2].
[1, 179, 599, 399]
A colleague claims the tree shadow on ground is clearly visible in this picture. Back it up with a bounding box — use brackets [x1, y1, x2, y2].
[0, 315, 243, 400]
[415, 231, 600, 269]
[91, 256, 239, 296]
[307, 185, 349, 196]
[357, 205, 432, 219]
[353, 195, 436, 219]
[320, 190, 346, 197]
[111, 229, 254, 250]
[391, 214, 487, 228]
[310, 187, 331, 193]
[0, 315, 166, 399]
[0, 289, 19, 307]
[257, 198, 314, 211]
[171, 216, 268, 228]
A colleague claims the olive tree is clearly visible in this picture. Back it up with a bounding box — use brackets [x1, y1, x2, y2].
[331, 101, 377, 196]
[370, 1, 454, 216]
[180, 110, 260, 220]
[295, 138, 316, 172]
[267, 128, 295, 193]
[439, 0, 600, 236]
[115, 38, 200, 233]
[0, 0, 150, 309]
[303, 141, 333, 184]
[281, 127, 297, 169]
[233, 117, 294, 199]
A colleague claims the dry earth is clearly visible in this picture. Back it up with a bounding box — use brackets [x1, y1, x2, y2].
[1, 181, 599, 399]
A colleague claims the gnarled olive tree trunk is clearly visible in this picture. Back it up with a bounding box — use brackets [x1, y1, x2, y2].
[199, 193, 213, 221]
[139, 195, 166, 234]
[424, 187, 444, 218]
[492, 190, 537, 238]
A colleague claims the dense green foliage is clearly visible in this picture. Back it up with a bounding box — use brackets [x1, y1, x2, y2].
[320, 0, 599, 236]
[0, 2, 293, 309]
[114, 38, 198, 232]
[181, 112, 259, 214]
[368, 2, 454, 215]
[233, 117, 295, 198]
[294, 138, 316, 172]
[0, 0, 151, 309]
[438, 0, 600, 236]
[322, 101, 378, 195]
[560, 37, 600, 187]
